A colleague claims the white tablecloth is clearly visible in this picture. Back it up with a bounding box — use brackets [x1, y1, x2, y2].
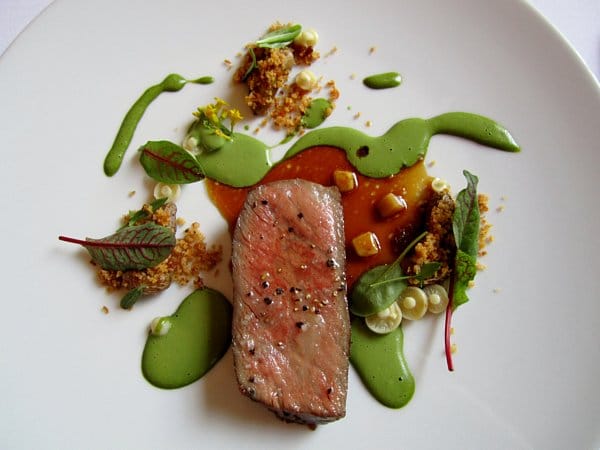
[1, 0, 598, 80]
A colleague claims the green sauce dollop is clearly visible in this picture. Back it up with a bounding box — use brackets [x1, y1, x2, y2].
[350, 318, 415, 408]
[103, 74, 213, 177]
[141, 288, 232, 389]
[302, 98, 333, 129]
[363, 72, 402, 89]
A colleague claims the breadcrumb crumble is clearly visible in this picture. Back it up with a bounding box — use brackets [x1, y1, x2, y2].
[96, 202, 222, 297]
[233, 22, 338, 135]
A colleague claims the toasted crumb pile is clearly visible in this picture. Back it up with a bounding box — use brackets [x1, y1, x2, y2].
[270, 79, 339, 134]
[97, 203, 222, 295]
[405, 189, 493, 283]
[167, 222, 222, 287]
[234, 46, 296, 115]
[406, 190, 456, 283]
[233, 22, 337, 135]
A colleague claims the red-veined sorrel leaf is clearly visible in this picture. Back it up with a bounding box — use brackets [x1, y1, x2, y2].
[59, 222, 175, 271]
[139, 140, 204, 184]
[445, 170, 481, 371]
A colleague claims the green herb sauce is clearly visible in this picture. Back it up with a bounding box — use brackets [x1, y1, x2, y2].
[191, 112, 519, 188]
[302, 98, 333, 128]
[195, 133, 271, 187]
[103, 74, 213, 177]
[141, 288, 231, 389]
[363, 72, 402, 89]
[350, 318, 415, 408]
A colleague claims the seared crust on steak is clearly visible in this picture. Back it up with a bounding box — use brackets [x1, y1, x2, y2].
[231, 179, 350, 425]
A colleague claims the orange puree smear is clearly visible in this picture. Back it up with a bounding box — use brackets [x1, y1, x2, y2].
[206, 146, 433, 287]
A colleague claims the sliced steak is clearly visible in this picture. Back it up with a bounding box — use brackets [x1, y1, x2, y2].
[231, 179, 350, 425]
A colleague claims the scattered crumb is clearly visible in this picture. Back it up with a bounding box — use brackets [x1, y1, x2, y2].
[369, 46, 376, 54]
[478, 194, 492, 257]
[428, 160, 436, 167]
[350, 73, 356, 80]
[496, 204, 505, 213]
[128, 190, 136, 197]
[365, 120, 372, 127]
[493, 288, 501, 293]
[450, 343, 458, 354]
[101, 305, 109, 314]
[450, 327, 455, 335]
[223, 59, 233, 70]
[500, 195, 507, 201]
[324, 46, 338, 57]
[176, 217, 186, 227]
[353, 112, 361, 119]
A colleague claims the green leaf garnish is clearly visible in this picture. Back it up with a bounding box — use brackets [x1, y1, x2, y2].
[445, 170, 481, 371]
[120, 286, 146, 309]
[58, 222, 175, 271]
[351, 264, 406, 317]
[350, 231, 427, 316]
[452, 250, 477, 307]
[414, 262, 442, 287]
[256, 24, 301, 48]
[118, 197, 168, 231]
[242, 47, 257, 81]
[451, 170, 480, 308]
[139, 140, 205, 184]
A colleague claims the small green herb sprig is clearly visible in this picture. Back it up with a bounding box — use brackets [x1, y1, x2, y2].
[118, 197, 168, 231]
[243, 24, 302, 80]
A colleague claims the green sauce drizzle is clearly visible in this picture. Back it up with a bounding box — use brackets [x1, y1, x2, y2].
[192, 112, 519, 188]
[103, 74, 213, 176]
[350, 318, 415, 408]
[284, 112, 519, 178]
[141, 288, 232, 389]
[363, 72, 402, 89]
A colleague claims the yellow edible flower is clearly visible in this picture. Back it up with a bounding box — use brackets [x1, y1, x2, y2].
[228, 108, 243, 125]
[214, 97, 228, 110]
[204, 104, 219, 125]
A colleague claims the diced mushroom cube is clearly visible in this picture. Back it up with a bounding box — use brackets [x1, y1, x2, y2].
[352, 231, 381, 257]
[333, 170, 358, 193]
[377, 193, 407, 218]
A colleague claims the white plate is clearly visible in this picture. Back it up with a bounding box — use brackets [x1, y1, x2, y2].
[1, 0, 599, 448]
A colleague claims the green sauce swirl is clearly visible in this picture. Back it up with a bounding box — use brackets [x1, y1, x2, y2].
[103, 74, 213, 176]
